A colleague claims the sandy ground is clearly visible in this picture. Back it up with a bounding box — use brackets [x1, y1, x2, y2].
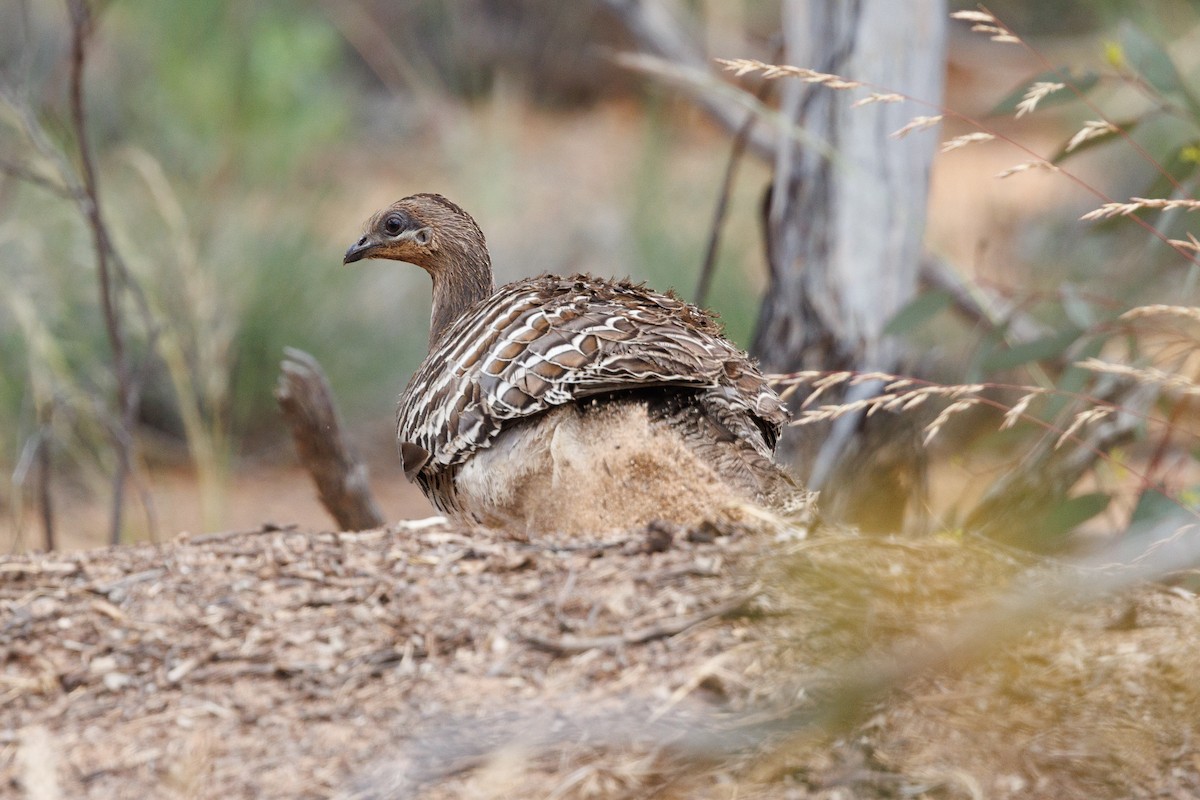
[2, 452, 434, 554]
[4, 512, 1200, 799]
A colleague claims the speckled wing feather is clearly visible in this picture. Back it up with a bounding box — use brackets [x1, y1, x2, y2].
[397, 274, 787, 499]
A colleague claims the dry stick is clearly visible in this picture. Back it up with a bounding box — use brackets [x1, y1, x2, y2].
[275, 348, 385, 531]
[36, 429, 54, 551]
[597, 0, 776, 160]
[66, 0, 134, 546]
[524, 592, 754, 656]
[695, 45, 779, 308]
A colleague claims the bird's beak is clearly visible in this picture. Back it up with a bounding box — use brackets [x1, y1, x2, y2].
[343, 235, 376, 264]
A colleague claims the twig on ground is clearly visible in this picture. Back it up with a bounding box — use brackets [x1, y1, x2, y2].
[185, 523, 300, 546]
[524, 592, 755, 655]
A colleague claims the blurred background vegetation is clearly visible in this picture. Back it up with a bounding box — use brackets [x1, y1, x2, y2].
[1, 0, 1198, 548]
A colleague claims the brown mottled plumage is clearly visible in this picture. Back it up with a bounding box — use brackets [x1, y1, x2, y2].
[344, 194, 794, 532]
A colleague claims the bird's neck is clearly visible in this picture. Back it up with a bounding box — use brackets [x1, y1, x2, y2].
[428, 245, 495, 348]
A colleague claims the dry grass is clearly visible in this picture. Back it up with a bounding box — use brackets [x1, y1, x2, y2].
[764, 292, 1200, 533]
[719, 8, 1200, 272]
[770, 369, 1114, 448]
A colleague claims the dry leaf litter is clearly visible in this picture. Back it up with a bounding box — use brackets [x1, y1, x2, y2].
[3, 514, 1200, 799]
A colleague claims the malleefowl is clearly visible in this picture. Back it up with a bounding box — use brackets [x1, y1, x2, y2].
[344, 193, 795, 533]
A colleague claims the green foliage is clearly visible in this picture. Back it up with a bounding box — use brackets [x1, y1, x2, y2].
[898, 6, 1200, 545]
[1130, 488, 1181, 526]
[1114, 20, 1200, 117]
[979, 328, 1085, 373]
[113, 1, 351, 178]
[0, 0, 400, 534]
[884, 290, 953, 336]
[1041, 491, 1111, 538]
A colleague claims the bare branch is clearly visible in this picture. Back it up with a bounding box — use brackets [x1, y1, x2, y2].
[694, 41, 781, 307]
[918, 255, 1052, 344]
[65, 0, 139, 545]
[598, 0, 777, 160]
[276, 349, 386, 531]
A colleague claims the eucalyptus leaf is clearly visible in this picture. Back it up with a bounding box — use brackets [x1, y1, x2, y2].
[1041, 491, 1111, 538]
[1130, 489, 1180, 526]
[1051, 118, 1138, 165]
[1137, 143, 1200, 204]
[1118, 22, 1185, 98]
[1060, 284, 1096, 329]
[982, 327, 1083, 372]
[884, 289, 953, 336]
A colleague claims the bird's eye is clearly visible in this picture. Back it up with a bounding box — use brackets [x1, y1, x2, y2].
[383, 215, 404, 236]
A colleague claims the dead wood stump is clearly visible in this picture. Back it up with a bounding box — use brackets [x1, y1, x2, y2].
[275, 347, 385, 531]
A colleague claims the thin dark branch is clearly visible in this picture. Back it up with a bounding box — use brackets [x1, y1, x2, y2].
[694, 113, 752, 306]
[65, 0, 135, 545]
[36, 429, 55, 551]
[695, 42, 781, 307]
[598, 0, 776, 160]
[3, 4, 159, 546]
[919, 255, 1051, 344]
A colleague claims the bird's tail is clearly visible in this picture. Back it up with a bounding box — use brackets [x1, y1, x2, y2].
[644, 390, 802, 508]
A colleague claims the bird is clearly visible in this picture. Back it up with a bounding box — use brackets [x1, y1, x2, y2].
[344, 193, 796, 534]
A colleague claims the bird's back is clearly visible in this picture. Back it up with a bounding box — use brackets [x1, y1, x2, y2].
[397, 273, 790, 522]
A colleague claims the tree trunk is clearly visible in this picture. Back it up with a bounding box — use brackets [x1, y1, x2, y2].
[753, 0, 946, 531]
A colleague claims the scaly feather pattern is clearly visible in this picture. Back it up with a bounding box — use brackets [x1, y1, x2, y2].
[395, 274, 788, 513]
[344, 194, 792, 522]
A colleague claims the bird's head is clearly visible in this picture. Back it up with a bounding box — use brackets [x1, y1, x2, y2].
[343, 193, 495, 346]
[343, 193, 486, 275]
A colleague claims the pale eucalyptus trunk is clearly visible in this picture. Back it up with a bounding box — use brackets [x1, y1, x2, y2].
[753, 0, 946, 531]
